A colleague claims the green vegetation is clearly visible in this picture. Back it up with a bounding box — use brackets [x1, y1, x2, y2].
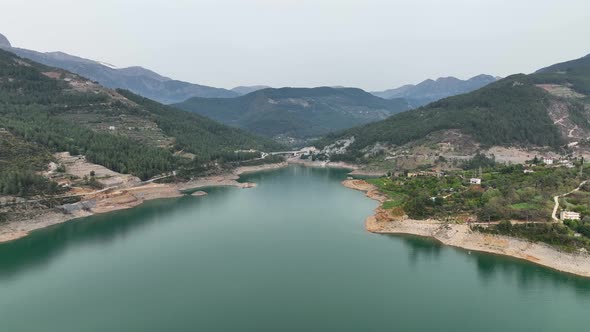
[174, 87, 409, 140]
[118, 90, 282, 159]
[560, 184, 590, 217]
[534, 54, 590, 94]
[317, 54, 590, 164]
[0, 49, 282, 196]
[474, 221, 590, 252]
[318, 76, 564, 161]
[369, 159, 590, 251]
[0, 131, 60, 196]
[368, 162, 584, 222]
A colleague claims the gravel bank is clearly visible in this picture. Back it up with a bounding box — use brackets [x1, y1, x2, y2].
[342, 179, 590, 278]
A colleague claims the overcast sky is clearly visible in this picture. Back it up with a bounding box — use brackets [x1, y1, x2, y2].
[1, 0, 589, 90]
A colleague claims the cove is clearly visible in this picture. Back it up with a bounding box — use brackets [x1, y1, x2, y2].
[0, 166, 589, 331]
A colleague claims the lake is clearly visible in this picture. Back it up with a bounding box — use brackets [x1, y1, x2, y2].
[0, 166, 589, 331]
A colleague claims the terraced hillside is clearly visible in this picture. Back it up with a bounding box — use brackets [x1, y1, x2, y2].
[0, 49, 281, 196]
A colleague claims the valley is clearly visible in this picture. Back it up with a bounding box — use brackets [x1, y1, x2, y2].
[3, 3, 590, 331]
[1, 36, 590, 280]
[173, 87, 410, 144]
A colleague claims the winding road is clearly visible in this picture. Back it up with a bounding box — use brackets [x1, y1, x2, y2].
[551, 179, 588, 222]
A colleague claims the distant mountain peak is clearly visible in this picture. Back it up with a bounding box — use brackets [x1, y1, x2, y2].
[0, 33, 11, 48]
[436, 76, 460, 82]
[231, 85, 271, 96]
[469, 74, 495, 80]
[371, 74, 498, 107]
[0, 33, 239, 103]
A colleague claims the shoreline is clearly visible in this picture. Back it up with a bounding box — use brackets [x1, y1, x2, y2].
[0, 162, 288, 244]
[284, 157, 387, 177]
[4, 163, 588, 277]
[342, 179, 590, 278]
[286, 157, 360, 170]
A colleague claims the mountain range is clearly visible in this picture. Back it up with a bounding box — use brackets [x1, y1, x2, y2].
[0, 33, 270, 104]
[317, 54, 590, 164]
[0, 48, 280, 187]
[371, 75, 498, 107]
[173, 87, 409, 143]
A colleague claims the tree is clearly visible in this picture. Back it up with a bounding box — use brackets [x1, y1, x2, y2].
[496, 220, 513, 233]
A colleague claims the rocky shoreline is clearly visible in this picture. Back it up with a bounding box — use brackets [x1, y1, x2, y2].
[0, 163, 288, 244]
[342, 179, 590, 278]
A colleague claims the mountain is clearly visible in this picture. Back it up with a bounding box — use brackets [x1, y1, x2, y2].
[0, 48, 281, 191]
[316, 55, 590, 164]
[231, 85, 271, 95]
[0, 33, 239, 104]
[536, 54, 590, 74]
[173, 87, 410, 143]
[372, 75, 498, 107]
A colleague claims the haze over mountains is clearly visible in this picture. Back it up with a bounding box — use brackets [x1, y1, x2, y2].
[0, 33, 255, 104]
[0, 32, 509, 147]
[371, 75, 498, 107]
[174, 87, 409, 143]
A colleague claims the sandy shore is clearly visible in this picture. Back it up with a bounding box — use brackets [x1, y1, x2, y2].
[0, 163, 291, 244]
[342, 179, 590, 278]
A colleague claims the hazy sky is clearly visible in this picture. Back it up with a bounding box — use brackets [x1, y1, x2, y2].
[1, 0, 589, 90]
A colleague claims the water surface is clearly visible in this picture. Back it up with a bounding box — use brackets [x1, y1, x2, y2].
[0, 166, 589, 331]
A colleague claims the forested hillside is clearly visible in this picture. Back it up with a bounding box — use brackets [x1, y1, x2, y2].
[316, 64, 590, 162]
[536, 54, 590, 75]
[174, 87, 409, 143]
[0, 49, 280, 195]
[532, 54, 590, 95]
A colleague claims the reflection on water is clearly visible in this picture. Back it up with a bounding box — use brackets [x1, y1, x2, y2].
[471, 250, 590, 296]
[0, 188, 234, 281]
[395, 234, 442, 263]
[395, 233, 590, 296]
[0, 166, 589, 332]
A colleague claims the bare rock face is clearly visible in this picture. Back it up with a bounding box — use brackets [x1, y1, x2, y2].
[0, 33, 11, 48]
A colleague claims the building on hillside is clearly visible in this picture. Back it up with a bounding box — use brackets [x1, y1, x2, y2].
[543, 158, 554, 165]
[560, 211, 581, 221]
[470, 178, 481, 185]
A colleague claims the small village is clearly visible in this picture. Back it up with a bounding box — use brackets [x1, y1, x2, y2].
[361, 152, 590, 252]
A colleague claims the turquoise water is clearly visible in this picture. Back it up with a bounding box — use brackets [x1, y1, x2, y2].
[0, 166, 589, 331]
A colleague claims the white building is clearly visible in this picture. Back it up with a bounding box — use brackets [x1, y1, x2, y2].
[560, 211, 581, 221]
[543, 158, 554, 165]
[470, 178, 481, 185]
